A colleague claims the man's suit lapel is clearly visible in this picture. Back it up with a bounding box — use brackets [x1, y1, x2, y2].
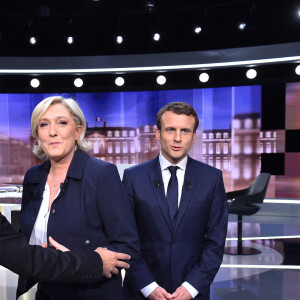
[148, 156, 173, 232]
[174, 156, 196, 234]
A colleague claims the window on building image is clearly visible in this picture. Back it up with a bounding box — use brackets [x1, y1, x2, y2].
[115, 131, 120, 137]
[123, 156, 128, 164]
[144, 125, 150, 133]
[130, 141, 135, 153]
[122, 130, 127, 137]
[108, 142, 113, 154]
[209, 143, 214, 154]
[123, 142, 128, 153]
[107, 131, 112, 137]
[223, 143, 229, 154]
[216, 132, 221, 139]
[233, 143, 240, 155]
[243, 140, 253, 154]
[93, 141, 99, 154]
[233, 119, 241, 129]
[108, 157, 113, 163]
[223, 157, 229, 170]
[260, 142, 263, 153]
[130, 130, 135, 137]
[216, 143, 221, 154]
[223, 132, 229, 139]
[202, 144, 207, 155]
[216, 157, 221, 169]
[116, 157, 121, 165]
[209, 133, 214, 139]
[115, 142, 120, 154]
[131, 156, 136, 164]
[244, 118, 253, 129]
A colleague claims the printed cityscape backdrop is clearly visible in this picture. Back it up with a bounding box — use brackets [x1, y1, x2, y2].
[0, 84, 298, 198]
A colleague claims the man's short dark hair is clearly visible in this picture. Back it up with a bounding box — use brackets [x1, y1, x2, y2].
[156, 102, 199, 132]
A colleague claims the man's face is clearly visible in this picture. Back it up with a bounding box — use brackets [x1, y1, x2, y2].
[156, 111, 196, 164]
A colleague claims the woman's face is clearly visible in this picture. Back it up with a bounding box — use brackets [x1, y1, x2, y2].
[37, 103, 81, 162]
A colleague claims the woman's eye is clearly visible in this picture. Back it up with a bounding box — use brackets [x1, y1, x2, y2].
[39, 122, 48, 128]
[59, 120, 68, 125]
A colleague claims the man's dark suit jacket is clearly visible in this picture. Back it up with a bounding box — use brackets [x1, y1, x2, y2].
[0, 213, 102, 282]
[18, 149, 139, 300]
[122, 156, 228, 300]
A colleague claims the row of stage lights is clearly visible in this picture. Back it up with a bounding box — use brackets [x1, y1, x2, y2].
[28, 23, 250, 46]
[27, 66, 300, 88]
[26, 65, 300, 88]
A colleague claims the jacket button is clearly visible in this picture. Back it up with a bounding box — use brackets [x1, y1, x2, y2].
[52, 209, 56, 214]
[85, 240, 91, 245]
[170, 240, 176, 245]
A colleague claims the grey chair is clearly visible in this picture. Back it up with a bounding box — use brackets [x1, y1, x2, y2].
[225, 173, 271, 255]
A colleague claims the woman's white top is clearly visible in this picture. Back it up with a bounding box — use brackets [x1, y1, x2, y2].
[29, 182, 59, 246]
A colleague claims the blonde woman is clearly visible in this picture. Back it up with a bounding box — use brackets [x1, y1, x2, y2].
[18, 96, 139, 300]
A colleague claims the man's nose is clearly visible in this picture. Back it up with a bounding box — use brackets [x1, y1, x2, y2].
[174, 130, 182, 142]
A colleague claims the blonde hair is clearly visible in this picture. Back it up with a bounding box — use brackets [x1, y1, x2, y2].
[31, 96, 90, 159]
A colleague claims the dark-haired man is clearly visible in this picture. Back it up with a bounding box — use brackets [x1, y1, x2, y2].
[123, 102, 228, 300]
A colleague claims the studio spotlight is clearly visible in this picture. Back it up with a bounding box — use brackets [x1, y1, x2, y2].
[116, 35, 123, 44]
[194, 26, 202, 34]
[74, 78, 83, 87]
[30, 78, 40, 88]
[237, 22, 246, 31]
[246, 68, 257, 79]
[115, 77, 125, 86]
[199, 72, 209, 83]
[156, 75, 166, 85]
[67, 36, 74, 44]
[153, 33, 160, 41]
[295, 65, 300, 75]
[29, 37, 37, 45]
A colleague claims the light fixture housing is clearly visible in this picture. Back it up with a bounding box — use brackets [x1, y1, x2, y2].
[115, 76, 125, 86]
[74, 78, 83, 87]
[156, 75, 166, 85]
[67, 36, 74, 44]
[29, 37, 37, 45]
[194, 26, 202, 34]
[199, 72, 209, 83]
[153, 33, 160, 41]
[237, 22, 246, 31]
[116, 36, 123, 44]
[30, 78, 40, 88]
[246, 68, 257, 79]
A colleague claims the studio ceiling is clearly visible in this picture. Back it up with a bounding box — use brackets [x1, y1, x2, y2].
[0, 0, 299, 57]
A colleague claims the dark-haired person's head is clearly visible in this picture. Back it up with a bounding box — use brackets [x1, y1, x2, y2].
[156, 102, 199, 133]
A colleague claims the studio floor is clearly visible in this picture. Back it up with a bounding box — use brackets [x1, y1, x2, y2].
[1, 206, 300, 300]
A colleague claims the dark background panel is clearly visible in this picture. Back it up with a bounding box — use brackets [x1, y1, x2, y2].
[285, 130, 300, 152]
[261, 153, 285, 175]
[261, 84, 286, 130]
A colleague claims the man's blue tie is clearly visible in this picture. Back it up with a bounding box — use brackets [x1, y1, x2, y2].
[167, 166, 179, 227]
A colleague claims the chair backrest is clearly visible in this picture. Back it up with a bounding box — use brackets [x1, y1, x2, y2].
[248, 173, 271, 200]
